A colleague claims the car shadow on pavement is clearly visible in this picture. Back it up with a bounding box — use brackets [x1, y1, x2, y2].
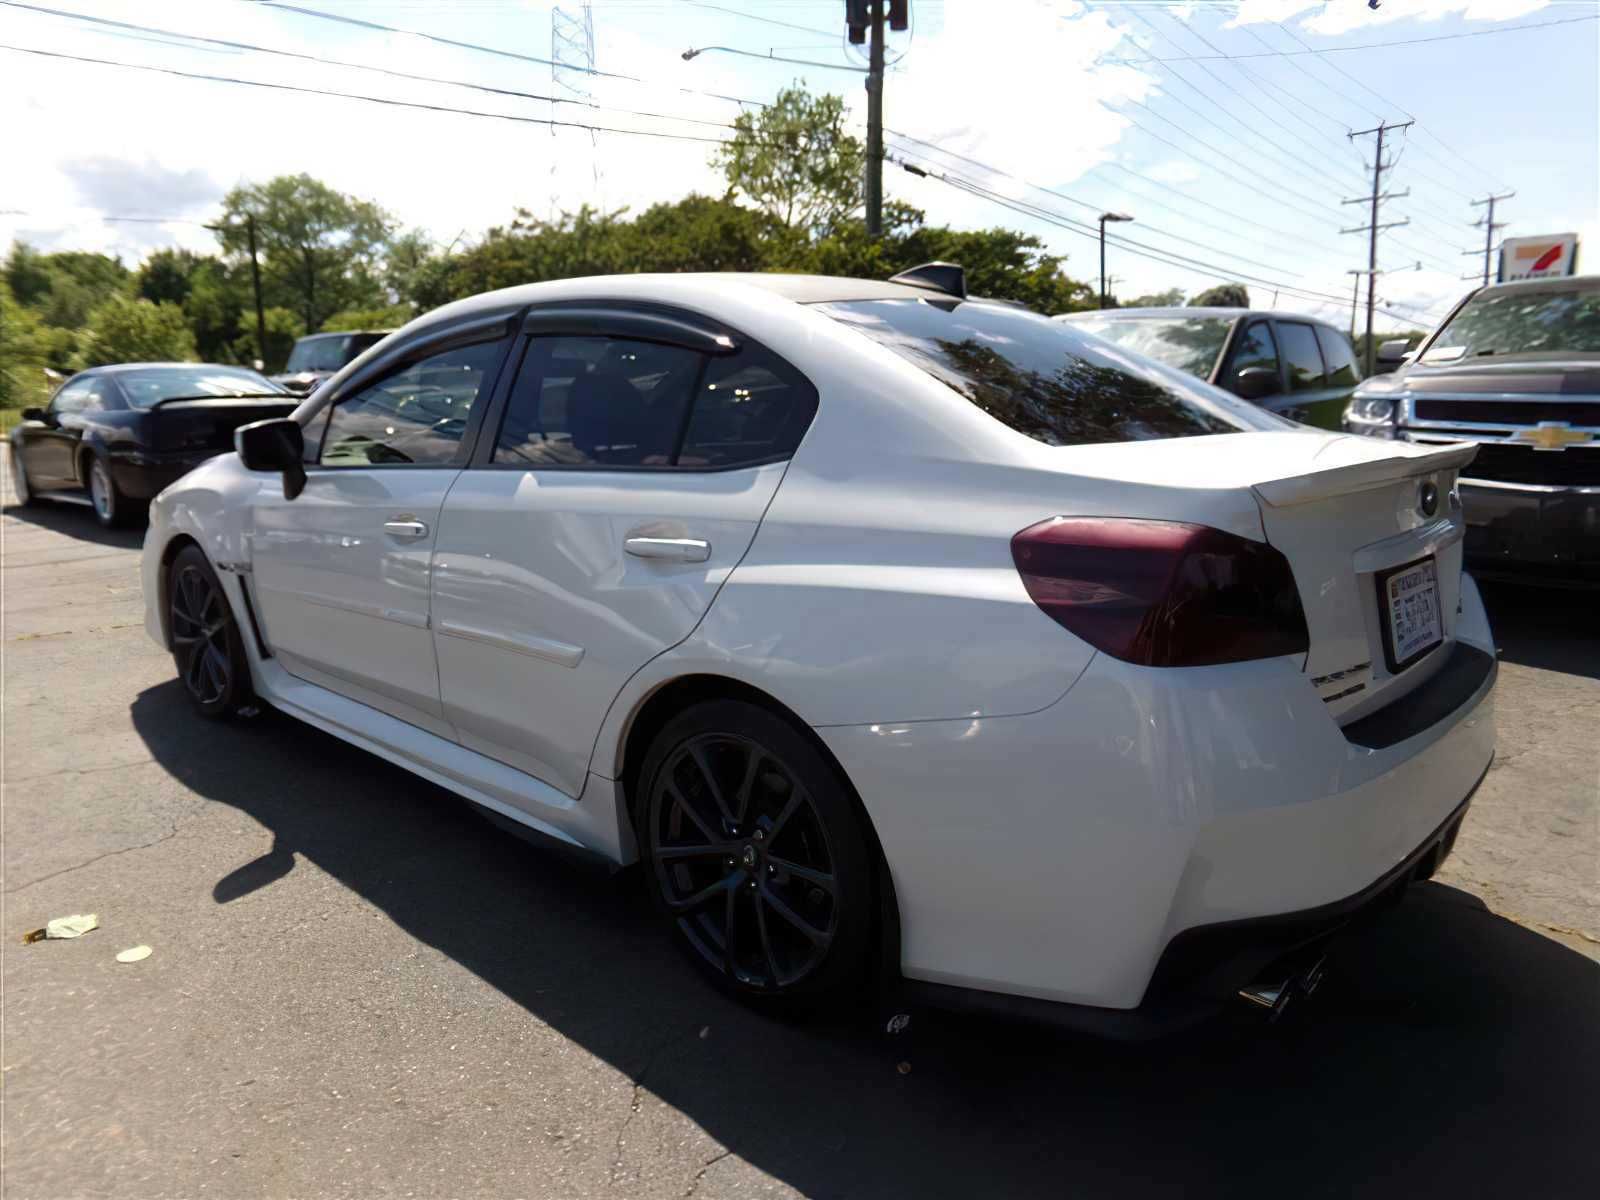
[1480, 582, 1600, 680]
[129, 681, 1599, 1200]
[2, 497, 146, 551]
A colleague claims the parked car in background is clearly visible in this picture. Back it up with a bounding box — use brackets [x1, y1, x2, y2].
[1060, 307, 1363, 429]
[272, 330, 392, 395]
[9, 363, 295, 528]
[142, 267, 1494, 1034]
[1344, 275, 1599, 587]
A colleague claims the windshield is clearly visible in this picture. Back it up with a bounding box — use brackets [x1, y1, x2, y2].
[116, 366, 283, 409]
[1062, 314, 1233, 379]
[1425, 283, 1600, 360]
[816, 299, 1287, 446]
[285, 336, 355, 374]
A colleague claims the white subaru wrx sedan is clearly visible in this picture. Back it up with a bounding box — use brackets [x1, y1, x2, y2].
[141, 268, 1495, 1035]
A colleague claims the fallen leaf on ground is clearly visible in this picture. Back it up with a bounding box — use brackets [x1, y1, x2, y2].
[116, 945, 153, 964]
[22, 914, 101, 942]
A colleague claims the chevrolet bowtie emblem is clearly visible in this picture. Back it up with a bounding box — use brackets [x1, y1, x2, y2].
[1509, 422, 1594, 451]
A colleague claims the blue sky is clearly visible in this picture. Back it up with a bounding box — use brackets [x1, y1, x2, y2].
[2, 1, 1595, 332]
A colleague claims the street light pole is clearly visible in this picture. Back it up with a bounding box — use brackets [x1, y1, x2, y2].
[864, 2, 885, 238]
[1097, 212, 1133, 309]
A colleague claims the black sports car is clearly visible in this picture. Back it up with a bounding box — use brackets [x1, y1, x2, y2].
[8, 363, 298, 528]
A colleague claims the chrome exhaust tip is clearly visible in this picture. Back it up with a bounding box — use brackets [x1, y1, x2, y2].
[1238, 956, 1327, 1019]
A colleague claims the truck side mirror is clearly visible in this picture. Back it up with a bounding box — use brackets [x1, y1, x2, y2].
[235, 417, 307, 500]
[1377, 338, 1412, 364]
[1231, 365, 1280, 402]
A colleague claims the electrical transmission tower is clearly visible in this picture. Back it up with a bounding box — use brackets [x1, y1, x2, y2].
[1343, 119, 1413, 372]
[551, 3, 599, 221]
[1464, 192, 1514, 287]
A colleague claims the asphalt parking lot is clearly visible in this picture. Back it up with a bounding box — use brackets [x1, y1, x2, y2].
[3, 485, 1596, 1200]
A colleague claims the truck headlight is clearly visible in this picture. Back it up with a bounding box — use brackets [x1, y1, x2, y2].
[1348, 394, 1395, 423]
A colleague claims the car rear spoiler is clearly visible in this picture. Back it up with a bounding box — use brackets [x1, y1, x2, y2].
[149, 393, 297, 409]
[1252, 441, 1479, 508]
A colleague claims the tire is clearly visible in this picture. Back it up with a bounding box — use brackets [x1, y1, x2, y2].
[167, 545, 255, 719]
[636, 699, 876, 1012]
[86, 453, 130, 529]
[9, 443, 37, 507]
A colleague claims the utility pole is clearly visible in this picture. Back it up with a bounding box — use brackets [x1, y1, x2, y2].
[1347, 268, 1379, 338]
[864, 3, 885, 237]
[1343, 119, 1413, 375]
[848, 2, 907, 238]
[206, 216, 268, 369]
[1097, 211, 1133, 309]
[1465, 192, 1514, 286]
[245, 215, 267, 370]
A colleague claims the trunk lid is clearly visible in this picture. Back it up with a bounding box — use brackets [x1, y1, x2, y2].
[1035, 431, 1476, 721]
[149, 396, 299, 454]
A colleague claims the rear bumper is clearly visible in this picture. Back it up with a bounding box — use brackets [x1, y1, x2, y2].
[1460, 478, 1600, 586]
[109, 449, 225, 500]
[819, 574, 1497, 1024]
[905, 772, 1482, 1039]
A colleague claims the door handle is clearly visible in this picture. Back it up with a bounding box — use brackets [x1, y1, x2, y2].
[383, 517, 430, 539]
[624, 536, 711, 563]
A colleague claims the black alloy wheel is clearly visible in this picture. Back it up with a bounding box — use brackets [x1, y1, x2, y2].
[639, 702, 874, 1008]
[167, 546, 253, 718]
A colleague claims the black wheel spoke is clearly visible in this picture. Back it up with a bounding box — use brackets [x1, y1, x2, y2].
[664, 872, 733, 915]
[760, 882, 829, 946]
[768, 790, 805, 841]
[733, 746, 762, 826]
[754, 892, 781, 986]
[656, 841, 739, 863]
[767, 856, 835, 894]
[723, 882, 740, 977]
[665, 781, 719, 844]
[688, 744, 735, 828]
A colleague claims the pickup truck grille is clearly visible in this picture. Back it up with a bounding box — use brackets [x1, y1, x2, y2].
[1413, 398, 1600, 426]
[1461, 443, 1600, 487]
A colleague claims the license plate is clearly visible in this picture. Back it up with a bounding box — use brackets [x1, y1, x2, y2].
[1378, 557, 1443, 673]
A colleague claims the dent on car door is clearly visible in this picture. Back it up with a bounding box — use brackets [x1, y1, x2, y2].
[247, 334, 509, 736]
[430, 323, 818, 799]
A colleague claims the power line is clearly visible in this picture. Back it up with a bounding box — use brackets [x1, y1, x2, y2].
[0, 2, 735, 131]
[0, 43, 733, 143]
[681, 2, 837, 39]
[1104, 13, 1600, 63]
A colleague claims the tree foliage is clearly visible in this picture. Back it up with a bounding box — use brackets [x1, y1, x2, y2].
[1189, 283, 1250, 308]
[0, 282, 53, 412]
[217, 174, 393, 333]
[71, 296, 196, 369]
[714, 84, 864, 237]
[1125, 287, 1186, 308]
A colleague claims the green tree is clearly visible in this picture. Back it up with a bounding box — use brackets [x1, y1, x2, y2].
[1125, 287, 1186, 308]
[1189, 283, 1250, 308]
[215, 174, 393, 334]
[136, 248, 213, 307]
[231, 307, 303, 373]
[714, 84, 864, 237]
[0, 281, 53, 413]
[321, 304, 413, 333]
[71, 296, 196, 369]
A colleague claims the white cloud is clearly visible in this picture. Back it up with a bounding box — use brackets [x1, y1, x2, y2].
[1227, 0, 1555, 36]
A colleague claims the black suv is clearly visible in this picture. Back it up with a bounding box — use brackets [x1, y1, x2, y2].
[272, 330, 392, 395]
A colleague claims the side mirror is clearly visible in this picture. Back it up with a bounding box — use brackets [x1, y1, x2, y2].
[20, 406, 47, 423]
[1377, 338, 1412, 364]
[236, 417, 307, 500]
[1231, 365, 1279, 402]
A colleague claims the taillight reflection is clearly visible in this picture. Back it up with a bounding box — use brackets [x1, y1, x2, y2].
[1011, 516, 1310, 667]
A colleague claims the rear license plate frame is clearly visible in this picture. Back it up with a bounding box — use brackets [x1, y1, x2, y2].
[1376, 555, 1443, 675]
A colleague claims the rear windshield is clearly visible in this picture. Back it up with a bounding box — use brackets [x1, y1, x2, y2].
[817, 299, 1284, 446]
[286, 336, 356, 374]
[116, 366, 283, 409]
[1061, 314, 1233, 379]
[1425, 282, 1600, 360]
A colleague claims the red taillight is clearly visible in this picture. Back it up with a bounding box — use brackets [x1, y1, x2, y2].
[1010, 517, 1309, 667]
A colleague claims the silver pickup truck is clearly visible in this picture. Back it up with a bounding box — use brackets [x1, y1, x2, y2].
[1344, 275, 1599, 587]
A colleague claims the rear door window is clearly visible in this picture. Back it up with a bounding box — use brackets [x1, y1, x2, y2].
[816, 299, 1287, 446]
[1276, 321, 1328, 392]
[1314, 326, 1361, 387]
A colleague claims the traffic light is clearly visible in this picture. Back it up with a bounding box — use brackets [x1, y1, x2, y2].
[889, 0, 909, 31]
[846, 0, 868, 45]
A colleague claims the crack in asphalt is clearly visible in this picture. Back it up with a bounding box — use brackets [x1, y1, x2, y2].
[4, 823, 184, 895]
[683, 1149, 734, 1199]
[608, 1035, 674, 1190]
[6, 759, 158, 785]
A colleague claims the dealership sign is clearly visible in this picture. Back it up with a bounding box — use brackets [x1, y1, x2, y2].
[1498, 234, 1579, 282]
